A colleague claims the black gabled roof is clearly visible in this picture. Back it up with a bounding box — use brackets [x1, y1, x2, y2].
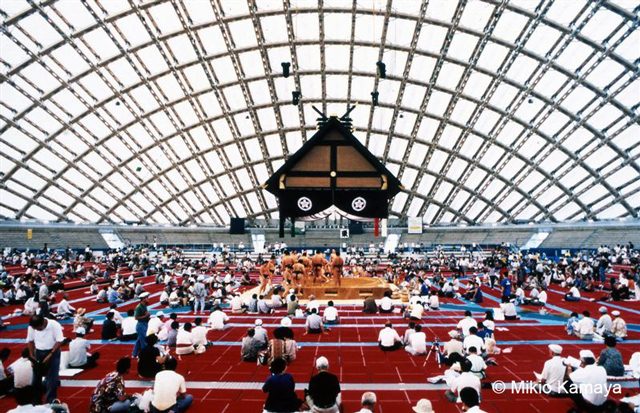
[263, 116, 402, 196]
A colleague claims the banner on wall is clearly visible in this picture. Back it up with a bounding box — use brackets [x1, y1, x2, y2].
[407, 217, 423, 234]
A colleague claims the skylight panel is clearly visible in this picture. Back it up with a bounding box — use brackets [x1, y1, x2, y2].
[21, 62, 60, 95]
[459, 134, 484, 158]
[354, 13, 384, 44]
[368, 133, 387, 157]
[615, 78, 640, 108]
[395, 112, 417, 136]
[234, 113, 255, 137]
[426, 90, 451, 117]
[492, 10, 528, 43]
[113, 14, 150, 47]
[324, 13, 352, 41]
[479, 144, 504, 167]
[26, 107, 61, 135]
[107, 57, 140, 88]
[147, 3, 182, 35]
[586, 58, 625, 89]
[556, 39, 593, 72]
[437, 62, 465, 90]
[418, 174, 436, 194]
[222, 85, 246, 110]
[474, 108, 501, 135]
[325, 75, 349, 100]
[299, 74, 322, 99]
[182, 64, 209, 92]
[588, 104, 623, 130]
[614, 29, 639, 61]
[280, 106, 301, 129]
[388, 137, 408, 161]
[228, 19, 258, 49]
[83, 27, 122, 61]
[295, 12, 320, 40]
[265, 134, 283, 158]
[463, 71, 492, 100]
[20, 13, 63, 48]
[447, 32, 479, 63]
[295, 45, 321, 71]
[426, 149, 447, 172]
[0, 34, 29, 68]
[598, 203, 627, 219]
[183, 0, 215, 25]
[561, 86, 595, 113]
[450, 99, 477, 126]
[416, 23, 447, 54]
[149, 111, 177, 137]
[387, 18, 416, 47]
[448, 158, 468, 181]
[51, 44, 91, 78]
[324, 45, 350, 71]
[581, 8, 623, 44]
[513, 96, 544, 124]
[166, 34, 197, 64]
[210, 56, 236, 83]
[174, 101, 199, 127]
[238, 50, 265, 78]
[391, 191, 408, 212]
[352, 46, 379, 73]
[417, 117, 439, 142]
[539, 110, 570, 136]
[198, 26, 227, 55]
[536, 69, 567, 98]
[198, 91, 222, 118]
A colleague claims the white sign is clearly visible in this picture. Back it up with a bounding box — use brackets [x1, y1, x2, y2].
[407, 217, 423, 234]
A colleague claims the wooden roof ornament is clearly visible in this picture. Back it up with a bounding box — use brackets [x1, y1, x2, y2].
[263, 112, 402, 237]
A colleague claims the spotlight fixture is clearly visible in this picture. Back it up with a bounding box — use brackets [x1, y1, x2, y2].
[281, 62, 291, 78]
[371, 91, 379, 106]
[376, 61, 386, 78]
[292, 90, 301, 105]
[528, 98, 533, 104]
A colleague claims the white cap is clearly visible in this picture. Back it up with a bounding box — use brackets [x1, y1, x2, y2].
[156, 311, 164, 317]
[280, 317, 292, 327]
[548, 344, 563, 354]
[75, 326, 86, 335]
[315, 356, 329, 369]
[579, 350, 595, 359]
[139, 292, 150, 299]
[611, 310, 620, 316]
[412, 398, 434, 413]
[255, 319, 263, 326]
[599, 306, 607, 313]
[447, 330, 460, 339]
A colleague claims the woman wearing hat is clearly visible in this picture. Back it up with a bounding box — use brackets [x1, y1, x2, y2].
[411, 398, 434, 413]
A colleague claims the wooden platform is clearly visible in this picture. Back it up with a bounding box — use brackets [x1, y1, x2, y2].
[300, 277, 391, 299]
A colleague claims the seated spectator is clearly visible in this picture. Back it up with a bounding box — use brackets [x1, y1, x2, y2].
[597, 335, 625, 376]
[574, 311, 595, 340]
[405, 324, 427, 355]
[101, 312, 118, 341]
[306, 357, 341, 413]
[89, 357, 133, 413]
[567, 350, 608, 411]
[7, 386, 54, 413]
[564, 285, 581, 302]
[151, 358, 192, 413]
[120, 309, 137, 341]
[262, 358, 302, 413]
[410, 399, 434, 413]
[595, 306, 612, 337]
[267, 327, 297, 365]
[287, 294, 300, 316]
[456, 310, 477, 337]
[524, 286, 547, 306]
[460, 387, 486, 413]
[403, 321, 416, 346]
[166, 321, 179, 349]
[500, 298, 519, 320]
[355, 392, 377, 413]
[191, 317, 209, 349]
[247, 294, 259, 313]
[566, 312, 579, 336]
[7, 349, 33, 393]
[537, 344, 566, 396]
[253, 319, 269, 350]
[467, 346, 487, 379]
[378, 322, 402, 351]
[445, 359, 481, 403]
[55, 294, 75, 319]
[208, 306, 229, 330]
[463, 327, 485, 354]
[230, 293, 246, 313]
[137, 335, 166, 378]
[241, 328, 260, 362]
[176, 322, 197, 356]
[378, 291, 394, 313]
[611, 310, 627, 340]
[428, 291, 440, 310]
[305, 308, 324, 335]
[68, 327, 100, 369]
[440, 331, 465, 366]
[322, 301, 339, 325]
[258, 295, 274, 314]
[363, 296, 377, 314]
[73, 307, 94, 332]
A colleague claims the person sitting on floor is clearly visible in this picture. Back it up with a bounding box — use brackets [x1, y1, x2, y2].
[305, 308, 325, 335]
[566, 312, 579, 336]
[101, 311, 118, 341]
[68, 327, 100, 369]
[192, 317, 209, 349]
[463, 327, 485, 355]
[208, 305, 229, 330]
[137, 334, 166, 378]
[597, 335, 625, 377]
[7, 386, 54, 413]
[363, 296, 378, 314]
[150, 357, 193, 413]
[467, 346, 487, 379]
[306, 356, 342, 413]
[120, 309, 137, 341]
[378, 322, 402, 351]
[89, 357, 133, 413]
[537, 344, 566, 396]
[405, 324, 427, 356]
[73, 307, 94, 332]
[55, 294, 75, 319]
[266, 326, 297, 365]
[176, 322, 200, 356]
[440, 331, 465, 366]
[567, 350, 608, 411]
[322, 301, 339, 325]
[262, 358, 302, 413]
[611, 310, 627, 340]
[565, 285, 581, 302]
[166, 321, 179, 350]
[460, 387, 487, 413]
[403, 321, 416, 346]
[574, 311, 595, 340]
[457, 310, 478, 337]
[354, 392, 377, 413]
[500, 297, 519, 320]
[241, 328, 260, 362]
[378, 291, 394, 313]
[445, 359, 481, 403]
[595, 306, 612, 337]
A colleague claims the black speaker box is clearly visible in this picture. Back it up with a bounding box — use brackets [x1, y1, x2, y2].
[229, 218, 245, 234]
[348, 220, 364, 235]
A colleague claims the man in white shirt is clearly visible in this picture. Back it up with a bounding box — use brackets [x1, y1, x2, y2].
[354, 392, 376, 413]
[55, 294, 75, 319]
[207, 306, 229, 330]
[463, 327, 485, 354]
[565, 286, 581, 302]
[538, 344, 566, 395]
[466, 346, 487, 379]
[120, 309, 138, 341]
[323, 301, 339, 325]
[378, 322, 402, 351]
[68, 327, 100, 368]
[8, 349, 34, 390]
[191, 317, 209, 348]
[146, 312, 165, 336]
[27, 315, 64, 402]
[230, 293, 246, 313]
[7, 388, 53, 413]
[595, 306, 612, 337]
[457, 311, 478, 337]
[253, 319, 268, 350]
[151, 358, 192, 412]
[568, 350, 608, 410]
[405, 324, 427, 355]
[176, 323, 196, 356]
[575, 311, 595, 340]
[378, 292, 394, 313]
[403, 322, 416, 346]
[445, 359, 481, 402]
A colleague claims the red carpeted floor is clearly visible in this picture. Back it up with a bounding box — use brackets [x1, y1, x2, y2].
[1, 270, 639, 412]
